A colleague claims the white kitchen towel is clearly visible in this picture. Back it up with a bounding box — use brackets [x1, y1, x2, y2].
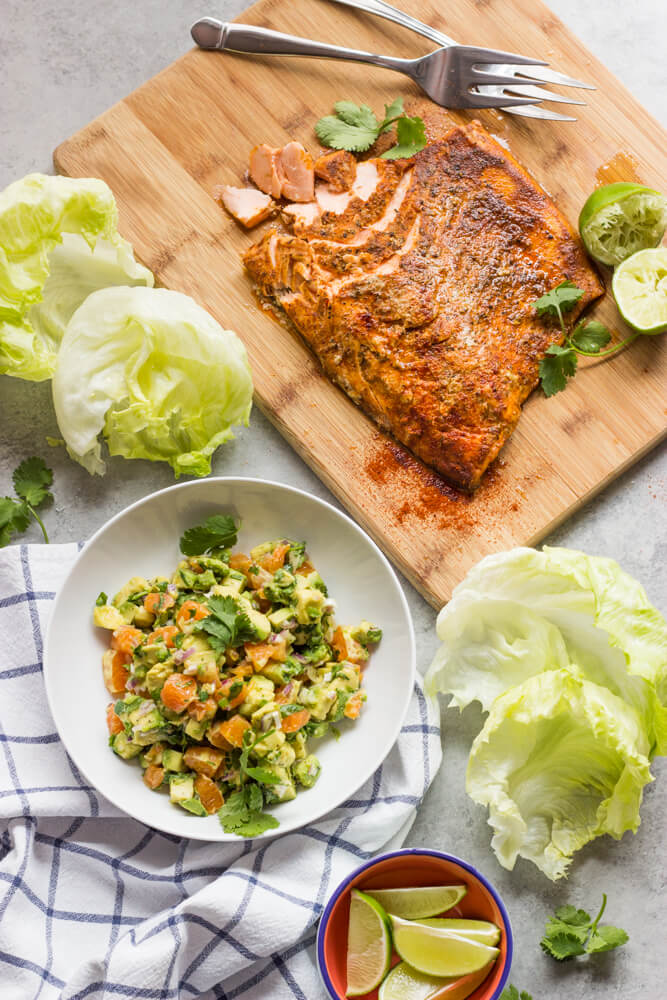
[0, 544, 442, 1000]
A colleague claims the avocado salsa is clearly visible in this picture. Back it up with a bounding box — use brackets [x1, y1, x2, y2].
[94, 519, 382, 836]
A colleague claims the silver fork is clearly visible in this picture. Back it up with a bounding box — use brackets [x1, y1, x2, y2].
[327, 0, 594, 121]
[192, 18, 560, 112]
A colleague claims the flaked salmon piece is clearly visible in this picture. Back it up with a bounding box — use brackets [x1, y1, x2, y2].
[282, 202, 321, 227]
[249, 144, 284, 199]
[243, 119, 604, 490]
[314, 150, 357, 192]
[277, 142, 315, 202]
[218, 186, 275, 228]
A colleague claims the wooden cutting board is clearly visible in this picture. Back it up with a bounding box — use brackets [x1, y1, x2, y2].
[54, 0, 667, 608]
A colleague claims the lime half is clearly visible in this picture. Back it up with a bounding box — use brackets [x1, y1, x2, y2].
[363, 885, 467, 920]
[612, 247, 667, 334]
[417, 918, 501, 947]
[378, 960, 495, 1000]
[390, 915, 499, 977]
[579, 183, 667, 266]
[346, 890, 392, 997]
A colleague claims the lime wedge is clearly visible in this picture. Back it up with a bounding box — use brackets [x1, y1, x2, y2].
[390, 915, 499, 977]
[417, 918, 501, 946]
[363, 885, 467, 920]
[346, 889, 392, 997]
[378, 960, 496, 1000]
[579, 183, 667, 266]
[612, 247, 667, 334]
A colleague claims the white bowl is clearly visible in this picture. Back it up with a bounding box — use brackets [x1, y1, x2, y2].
[44, 478, 415, 841]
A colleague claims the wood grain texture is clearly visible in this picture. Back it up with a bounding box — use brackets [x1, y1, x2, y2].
[54, 0, 667, 608]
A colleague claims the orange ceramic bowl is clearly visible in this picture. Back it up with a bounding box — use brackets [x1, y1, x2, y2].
[316, 848, 513, 1000]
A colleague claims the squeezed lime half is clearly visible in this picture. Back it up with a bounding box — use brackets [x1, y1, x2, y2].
[579, 183, 667, 266]
[612, 247, 667, 334]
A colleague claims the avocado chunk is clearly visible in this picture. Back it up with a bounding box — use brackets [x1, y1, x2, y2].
[162, 749, 186, 772]
[298, 683, 336, 721]
[262, 764, 296, 803]
[245, 607, 271, 641]
[350, 620, 383, 645]
[112, 576, 150, 608]
[294, 754, 321, 788]
[145, 662, 174, 698]
[260, 659, 300, 686]
[93, 604, 131, 630]
[184, 718, 208, 741]
[267, 606, 295, 628]
[294, 579, 325, 625]
[169, 773, 194, 804]
[111, 731, 142, 760]
[238, 675, 275, 717]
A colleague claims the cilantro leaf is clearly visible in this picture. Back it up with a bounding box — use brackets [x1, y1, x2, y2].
[541, 929, 587, 960]
[315, 114, 379, 152]
[179, 514, 239, 556]
[500, 987, 532, 1000]
[243, 765, 281, 785]
[586, 926, 629, 953]
[534, 280, 584, 320]
[217, 786, 280, 838]
[378, 97, 405, 132]
[13, 457, 53, 508]
[570, 319, 612, 354]
[539, 344, 578, 396]
[381, 115, 427, 159]
[0, 498, 31, 547]
[333, 101, 378, 130]
[195, 595, 257, 653]
[554, 905, 591, 926]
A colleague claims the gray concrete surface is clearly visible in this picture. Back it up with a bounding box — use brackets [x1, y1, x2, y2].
[1, 1, 666, 996]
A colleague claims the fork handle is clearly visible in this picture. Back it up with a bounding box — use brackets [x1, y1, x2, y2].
[202, 20, 412, 76]
[326, 0, 456, 48]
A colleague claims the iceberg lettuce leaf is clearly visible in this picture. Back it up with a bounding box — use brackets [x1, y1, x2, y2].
[466, 670, 653, 880]
[52, 286, 253, 477]
[0, 173, 152, 381]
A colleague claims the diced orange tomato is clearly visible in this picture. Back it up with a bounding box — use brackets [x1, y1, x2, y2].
[106, 702, 124, 735]
[143, 764, 165, 790]
[103, 649, 131, 697]
[183, 745, 225, 778]
[229, 553, 251, 573]
[343, 692, 363, 720]
[143, 591, 176, 616]
[111, 626, 144, 655]
[194, 774, 224, 814]
[281, 709, 310, 733]
[160, 673, 198, 712]
[217, 678, 247, 711]
[148, 625, 180, 648]
[175, 601, 210, 629]
[217, 714, 251, 748]
[259, 543, 290, 573]
[331, 626, 366, 665]
[187, 697, 218, 722]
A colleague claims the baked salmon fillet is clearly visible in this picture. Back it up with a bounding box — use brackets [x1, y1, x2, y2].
[243, 118, 603, 489]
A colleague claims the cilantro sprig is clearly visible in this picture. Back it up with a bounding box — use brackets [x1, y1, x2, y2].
[500, 987, 532, 1000]
[541, 894, 628, 960]
[534, 281, 637, 396]
[1, 457, 54, 546]
[217, 730, 282, 837]
[179, 513, 238, 556]
[195, 595, 257, 653]
[315, 97, 426, 158]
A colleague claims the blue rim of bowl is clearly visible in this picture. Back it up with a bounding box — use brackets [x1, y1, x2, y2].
[316, 847, 513, 1000]
[43, 476, 417, 842]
